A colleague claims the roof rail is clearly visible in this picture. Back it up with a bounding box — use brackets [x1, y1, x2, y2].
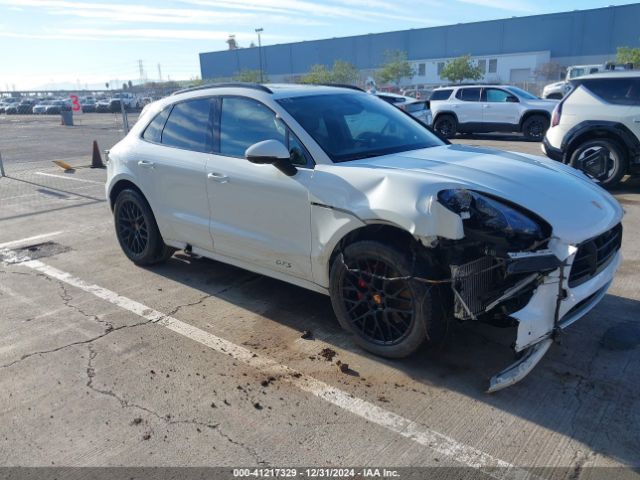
[173, 82, 273, 95]
[316, 83, 365, 92]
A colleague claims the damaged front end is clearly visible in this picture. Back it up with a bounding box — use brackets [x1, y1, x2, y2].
[436, 189, 565, 392]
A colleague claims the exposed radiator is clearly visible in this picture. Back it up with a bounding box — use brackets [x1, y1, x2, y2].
[450, 256, 497, 320]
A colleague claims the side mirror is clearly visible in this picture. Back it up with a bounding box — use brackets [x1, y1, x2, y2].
[245, 139, 297, 177]
[506, 95, 519, 103]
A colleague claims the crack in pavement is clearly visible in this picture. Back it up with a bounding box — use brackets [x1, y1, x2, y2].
[0, 316, 156, 369]
[57, 281, 114, 332]
[165, 274, 260, 318]
[85, 345, 268, 465]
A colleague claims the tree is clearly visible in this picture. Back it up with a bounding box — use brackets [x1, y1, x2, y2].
[233, 69, 265, 82]
[534, 62, 566, 81]
[331, 60, 359, 84]
[377, 50, 414, 86]
[300, 64, 333, 84]
[128, 80, 133, 89]
[617, 46, 640, 66]
[440, 55, 483, 84]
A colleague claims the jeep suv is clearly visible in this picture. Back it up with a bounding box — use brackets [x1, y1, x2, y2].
[543, 71, 640, 189]
[430, 85, 558, 140]
[106, 83, 622, 391]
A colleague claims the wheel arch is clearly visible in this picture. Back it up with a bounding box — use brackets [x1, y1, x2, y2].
[108, 177, 147, 211]
[326, 223, 431, 285]
[562, 121, 639, 164]
[433, 111, 459, 124]
[519, 110, 551, 129]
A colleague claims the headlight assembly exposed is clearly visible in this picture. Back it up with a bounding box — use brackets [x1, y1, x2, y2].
[438, 189, 547, 246]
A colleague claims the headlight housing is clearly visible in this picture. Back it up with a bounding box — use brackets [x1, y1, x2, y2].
[438, 189, 548, 249]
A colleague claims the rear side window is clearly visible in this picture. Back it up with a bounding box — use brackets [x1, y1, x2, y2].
[456, 88, 481, 102]
[142, 108, 170, 143]
[430, 89, 453, 101]
[580, 78, 640, 106]
[161, 99, 212, 153]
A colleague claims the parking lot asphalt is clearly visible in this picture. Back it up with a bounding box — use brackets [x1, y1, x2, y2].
[0, 114, 639, 476]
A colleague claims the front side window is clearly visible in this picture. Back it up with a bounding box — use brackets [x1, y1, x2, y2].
[161, 99, 212, 153]
[220, 97, 285, 157]
[277, 93, 444, 163]
[484, 88, 511, 103]
[456, 88, 481, 102]
[220, 96, 310, 166]
[580, 78, 640, 106]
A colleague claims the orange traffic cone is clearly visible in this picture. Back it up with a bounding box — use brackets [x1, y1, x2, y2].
[91, 140, 105, 169]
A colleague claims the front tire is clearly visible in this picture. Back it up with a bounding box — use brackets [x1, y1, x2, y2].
[569, 138, 628, 189]
[114, 189, 174, 265]
[522, 115, 549, 141]
[329, 241, 448, 358]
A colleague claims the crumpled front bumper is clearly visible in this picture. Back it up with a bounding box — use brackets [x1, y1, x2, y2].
[487, 237, 621, 393]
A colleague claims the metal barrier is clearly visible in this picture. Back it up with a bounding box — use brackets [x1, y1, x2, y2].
[0, 151, 5, 177]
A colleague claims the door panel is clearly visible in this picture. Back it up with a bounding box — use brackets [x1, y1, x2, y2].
[206, 96, 313, 279]
[454, 87, 483, 124]
[205, 157, 313, 278]
[134, 100, 214, 250]
[482, 88, 520, 125]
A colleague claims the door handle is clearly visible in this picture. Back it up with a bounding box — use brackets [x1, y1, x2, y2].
[137, 160, 155, 168]
[207, 172, 229, 183]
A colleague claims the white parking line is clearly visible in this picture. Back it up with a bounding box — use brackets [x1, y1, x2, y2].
[0, 231, 64, 249]
[0, 249, 531, 478]
[35, 172, 104, 185]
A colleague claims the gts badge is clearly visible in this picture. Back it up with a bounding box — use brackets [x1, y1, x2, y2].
[276, 259, 292, 269]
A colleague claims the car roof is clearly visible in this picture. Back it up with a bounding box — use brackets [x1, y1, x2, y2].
[572, 70, 640, 80]
[171, 82, 365, 101]
[433, 84, 517, 90]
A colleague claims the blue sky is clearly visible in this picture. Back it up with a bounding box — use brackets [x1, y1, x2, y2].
[0, 0, 638, 90]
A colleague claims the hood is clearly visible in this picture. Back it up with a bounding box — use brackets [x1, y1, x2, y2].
[343, 144, 623, 244]
[544, 81, 566, 90]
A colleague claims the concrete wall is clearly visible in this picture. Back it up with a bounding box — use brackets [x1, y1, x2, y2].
[200, 3, 640, 82]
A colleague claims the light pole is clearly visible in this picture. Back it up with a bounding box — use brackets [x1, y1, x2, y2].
[255, 28, 264, 83]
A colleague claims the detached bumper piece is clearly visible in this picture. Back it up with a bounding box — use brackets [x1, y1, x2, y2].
[487, 339, 553, 393]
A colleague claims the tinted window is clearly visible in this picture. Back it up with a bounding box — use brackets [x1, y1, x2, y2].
[142, 108, 170, 143]
[161, 99, 212, 152]
[506, 86, 538, 100]
[277, 93, 443, 163]
[430, 89, 453, 101]
[220, 97, 285, 157]
[456, 88, 481, 101]
[580, 78, 640, 106]
[484, 88, 512, 102]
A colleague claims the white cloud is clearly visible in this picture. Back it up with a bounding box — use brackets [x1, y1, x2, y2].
[456, 0, 534, 13]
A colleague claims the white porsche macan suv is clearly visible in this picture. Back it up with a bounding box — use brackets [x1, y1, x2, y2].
[106, 83, 623, 392]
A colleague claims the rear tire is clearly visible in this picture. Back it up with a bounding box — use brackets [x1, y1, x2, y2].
[434, 114, 457, 139]
[569, 138, 628, 189]
[522, 115, 549, 141]
[114, 189, 175, 265]
[329, 241, 448, 358]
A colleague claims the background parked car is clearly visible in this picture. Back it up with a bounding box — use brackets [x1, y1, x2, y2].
[543, 71, 640, 188]
[430, 85, 557, 140]
[80, 99, 96, 113]
[374, 92, 432, 125]
[17, 99, 36, 114]
[32, 100, 51, 114]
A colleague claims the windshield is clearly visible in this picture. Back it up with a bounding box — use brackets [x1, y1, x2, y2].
[277, 93, 443, 163]
[506, 87, 538, 100]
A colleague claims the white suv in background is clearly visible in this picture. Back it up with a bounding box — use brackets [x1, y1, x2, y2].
[543, 71, 640, 189]
[430, 85, 558, 140]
